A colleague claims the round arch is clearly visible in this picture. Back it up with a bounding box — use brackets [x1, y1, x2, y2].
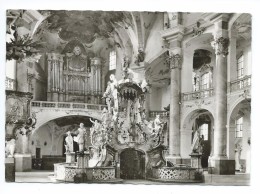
[181, 108, 215, 167]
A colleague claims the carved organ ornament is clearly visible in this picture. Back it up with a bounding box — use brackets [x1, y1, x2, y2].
[47, 45, 103, 103]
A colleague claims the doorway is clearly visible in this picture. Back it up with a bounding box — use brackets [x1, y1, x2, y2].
[120, 148, 145, 179]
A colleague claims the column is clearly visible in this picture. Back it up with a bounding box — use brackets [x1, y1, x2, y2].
[160, 14, 184, 164]
[168, 48, 182, 163]
[210, 14, 235, 174]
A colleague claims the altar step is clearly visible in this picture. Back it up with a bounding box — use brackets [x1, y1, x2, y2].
[203, 172, 250, 186]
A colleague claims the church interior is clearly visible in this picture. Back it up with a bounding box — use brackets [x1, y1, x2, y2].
[5, 10, 251, 185]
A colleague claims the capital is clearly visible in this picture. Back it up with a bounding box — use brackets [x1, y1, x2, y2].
[211, 37, 229, 57]
[166, 52, 182, 69]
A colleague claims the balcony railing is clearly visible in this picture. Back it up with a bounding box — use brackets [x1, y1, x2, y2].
[149, 111, 169, 118]
[230, 75, 251, 92]
[182, 88, 214, 101]
[31, 101, 106, 111]
[5, 77, 16, 91]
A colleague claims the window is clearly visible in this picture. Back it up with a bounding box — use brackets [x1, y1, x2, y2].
[192, 72, 200, 91]
[200, 124, 208, 141]
[235, 117, 243, 138]
[201, 72, 210, 90]
[237, 55, 244, 79]
[109, 50, 116, 70]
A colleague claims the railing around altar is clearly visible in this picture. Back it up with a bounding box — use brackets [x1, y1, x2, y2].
[230, 75, 251, 92]
[182, 88, 214, 101]
[31, 101, 106, 111]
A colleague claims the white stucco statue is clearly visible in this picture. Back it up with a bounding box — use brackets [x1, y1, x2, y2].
[235, 143, 242, 171]
[109, 74, 118, 112]
[5, 139, 16, 158]
[74, 123, 86, 152]
[103, 81, 112, 113]
[64, 131, 74, 153]
[154, 115, 163, 132]
[89, 146, 107, 167]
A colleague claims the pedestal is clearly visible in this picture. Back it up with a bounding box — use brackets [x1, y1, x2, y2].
[5, 158, 15, 182]
[77, 152, 90, 168]
[14, 153, 32, 172]
[66, 152, 75, 163]
[190, 153, 202, 168]
[208, 157, 235, 175]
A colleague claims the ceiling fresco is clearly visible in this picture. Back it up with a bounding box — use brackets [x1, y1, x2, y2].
[35, 10, 133, 44]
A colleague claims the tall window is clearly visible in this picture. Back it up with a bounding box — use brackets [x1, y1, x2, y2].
[237, 55, 244, 79]
[200, 123, 208, 141]
[109, 50, 116, 70]
[201, 72, 210, 90]
[235, 117, 243, 138]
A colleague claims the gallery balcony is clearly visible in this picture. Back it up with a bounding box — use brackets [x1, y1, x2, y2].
[229, 75, 251, 93]
[31, 101, 107, 111]
[182, 88, 214, 102]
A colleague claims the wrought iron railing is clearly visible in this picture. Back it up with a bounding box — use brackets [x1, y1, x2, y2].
[182, 88, 214, 101]
[31, 101, 105, 111]
[230, 75, 251, 92]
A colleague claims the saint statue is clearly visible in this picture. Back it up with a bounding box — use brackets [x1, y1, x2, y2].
[64, 131, 74, 153]
[235, 143, 242, 171]
[5, 139, 16, 158]
[154, 115, 163, 132]
[103, 81, 112, 113]
[74, 123, 87, 152]
[109, 74, 118, 112]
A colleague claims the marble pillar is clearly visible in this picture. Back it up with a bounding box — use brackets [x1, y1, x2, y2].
[161, 24, 184, 164]
[168, 49, 182, 163]
[209, 14, 235, 174]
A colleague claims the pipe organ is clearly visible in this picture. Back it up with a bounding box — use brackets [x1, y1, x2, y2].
[47, 51, 103, 104]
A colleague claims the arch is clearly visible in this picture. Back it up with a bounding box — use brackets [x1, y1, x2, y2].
[182, 106, 214, 127]
[181, 108, 215, 164]
[32, 112, 102, 136]
[228, 96, 250, 122]
[119, 148, 146, 179]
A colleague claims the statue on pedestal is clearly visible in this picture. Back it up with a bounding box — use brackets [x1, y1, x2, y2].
[74, 123, 87, 152]
[5, 139, 16, 158]
[64, 131, 74, 153]
[235, 143, 242, 171]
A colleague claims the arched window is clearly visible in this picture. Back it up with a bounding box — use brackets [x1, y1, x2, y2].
[235, 117, 243, 138]
[201, 72, 210, 90]
[109, 50, 117, 70]
[200, 123, 208, 141]
[237, 55, 244, 79]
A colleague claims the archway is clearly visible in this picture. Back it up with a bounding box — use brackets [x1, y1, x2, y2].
[228, 99, 251, 173]
[119, 148, 145, 179]
[30, 115, 100, 170]
[182, 109, 214, 168]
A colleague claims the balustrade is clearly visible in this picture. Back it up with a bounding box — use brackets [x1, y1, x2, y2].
[230, 75, 251, 92]
[31, 101, 105, 111]
[182, 88, 214, 101]
[149, 111, 169, 118]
